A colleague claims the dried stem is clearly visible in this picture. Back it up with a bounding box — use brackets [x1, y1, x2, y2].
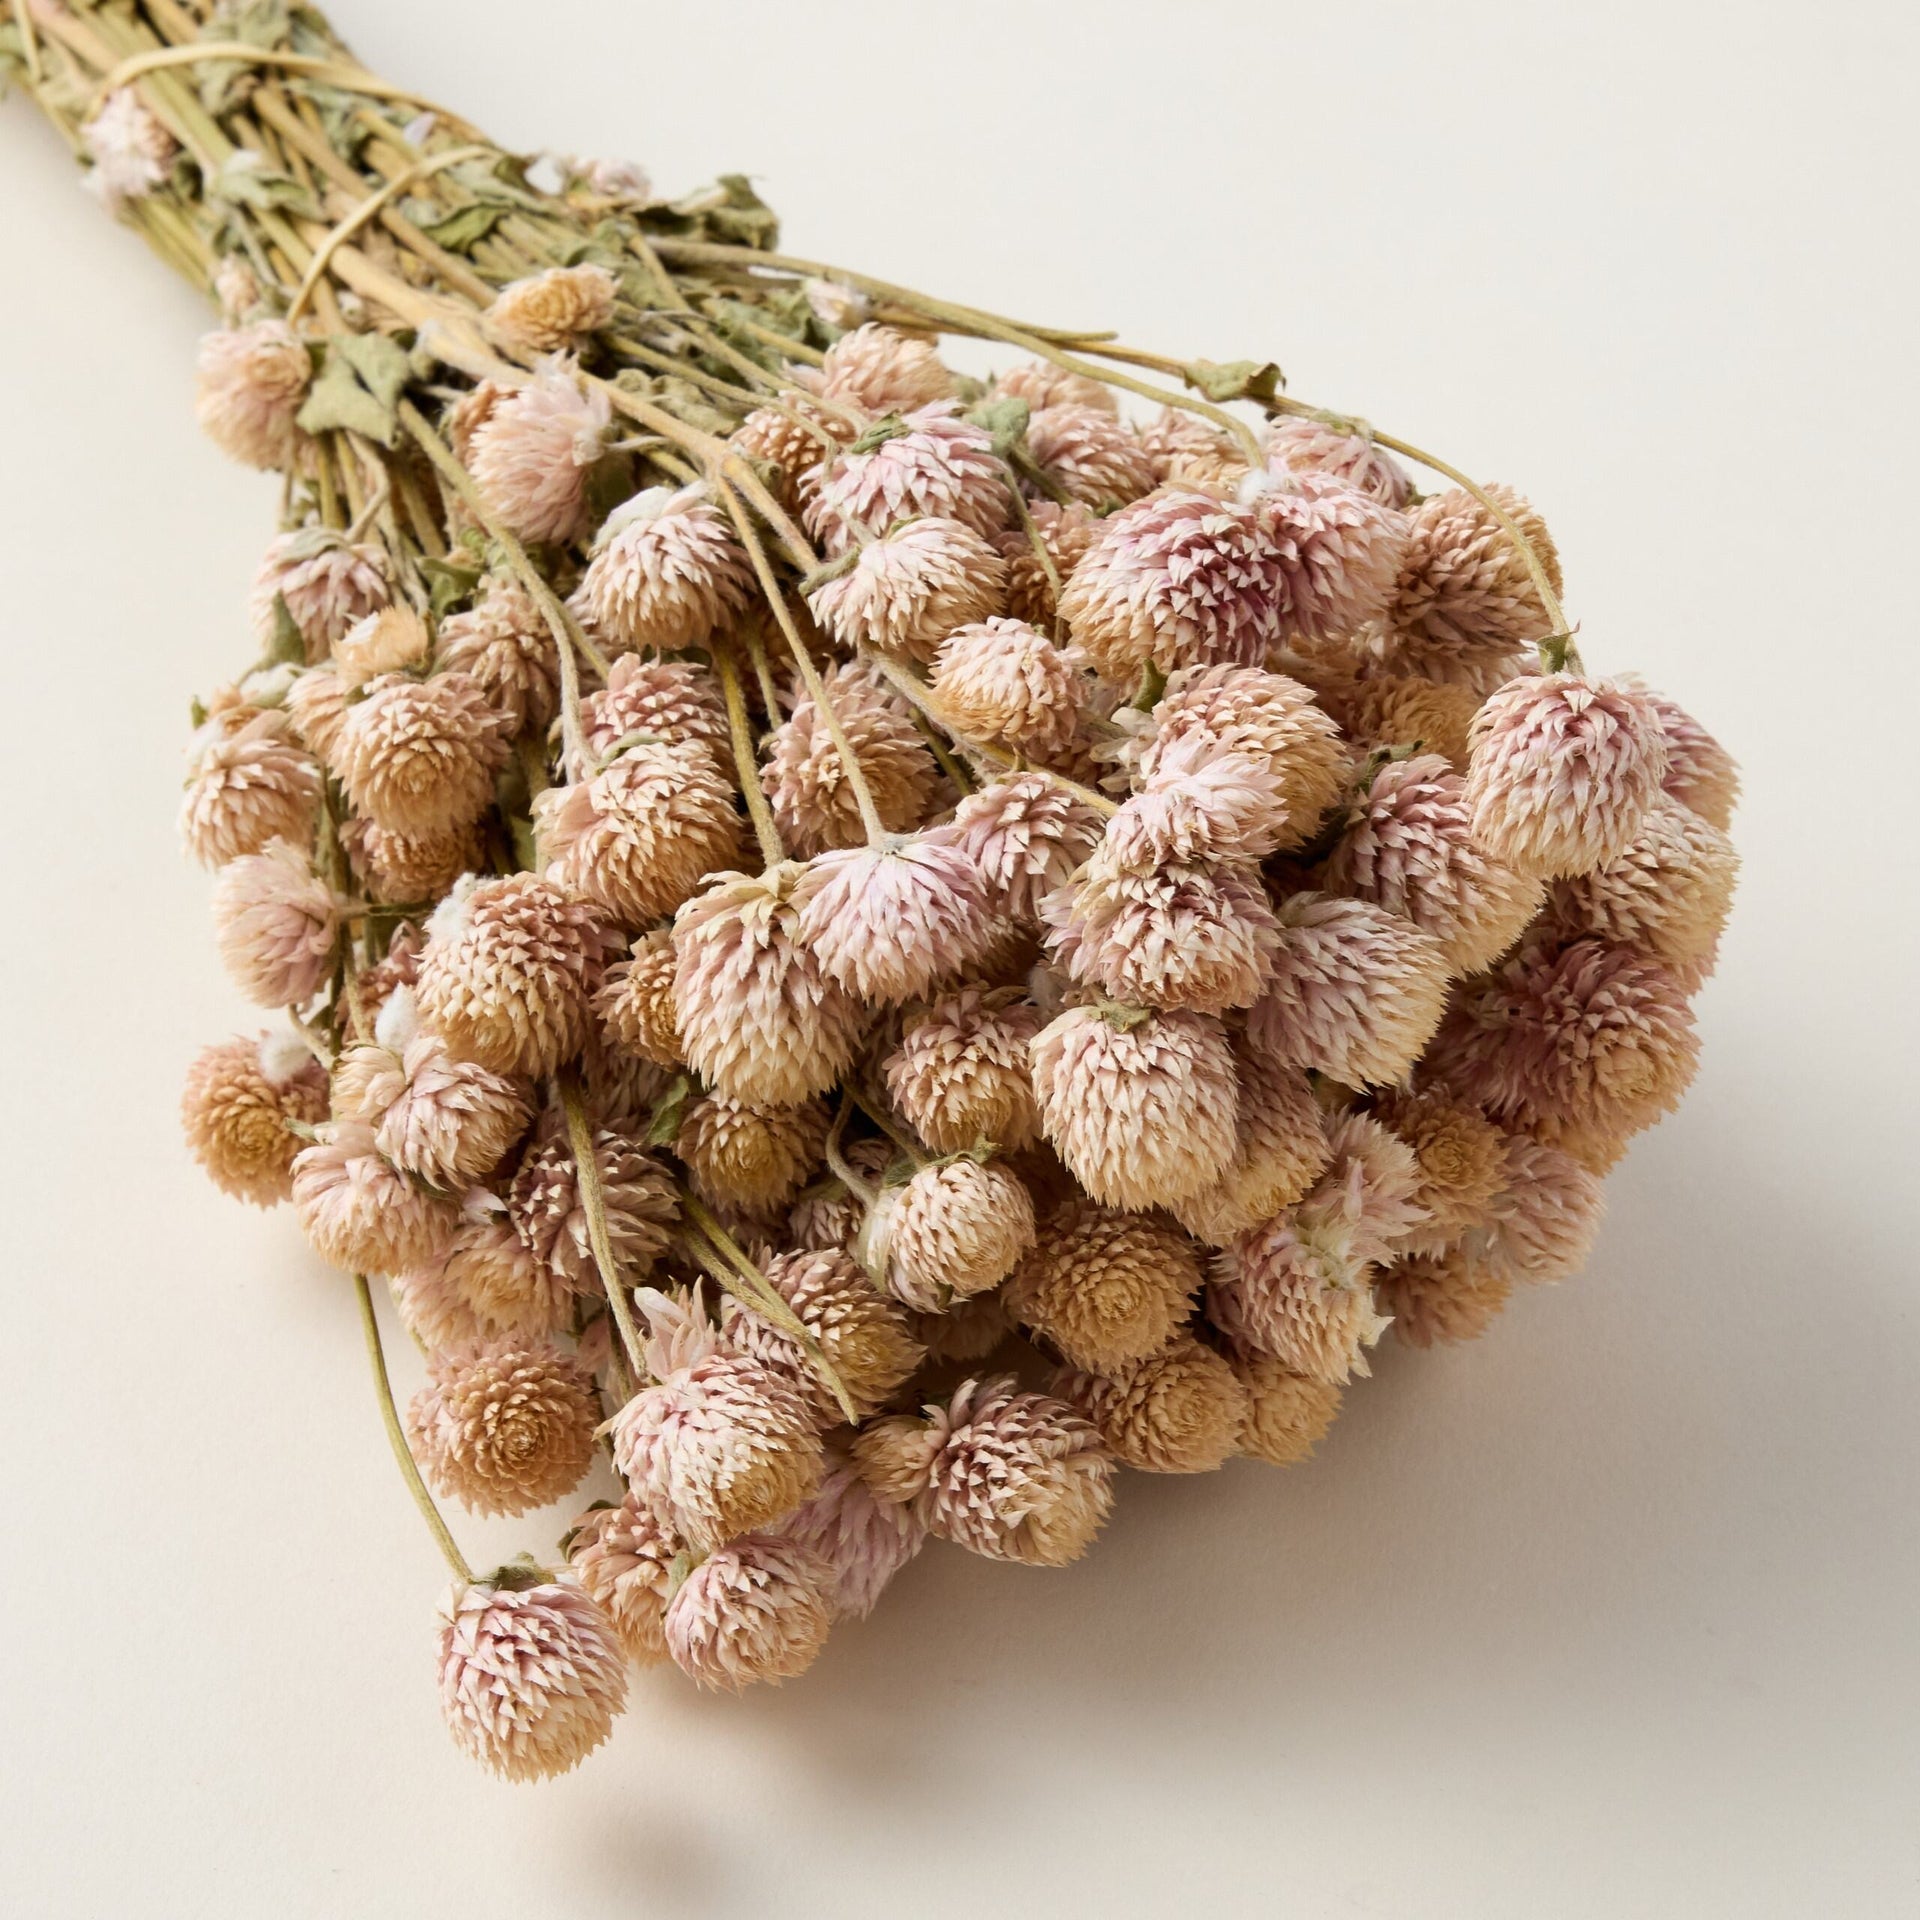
[558, 1072, 647, 1379]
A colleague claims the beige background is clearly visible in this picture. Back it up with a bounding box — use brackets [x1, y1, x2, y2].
[2, 3, 1915, 1914]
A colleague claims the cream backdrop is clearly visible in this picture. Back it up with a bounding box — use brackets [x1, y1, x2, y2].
[2, 4, 1914, 1915]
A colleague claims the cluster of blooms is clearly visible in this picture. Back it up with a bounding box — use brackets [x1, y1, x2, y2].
[17, 0, 1734, 1784]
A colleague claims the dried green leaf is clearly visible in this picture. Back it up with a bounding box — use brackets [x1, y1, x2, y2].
[295, 336, 409, 447]
[420, 557, 483, 620]
[197, 0, 289, 115]
[1186, 358, 1284, 405]
[416, 201, 504, 254]
[965, 395, 1031, 460]
[211, 149, 321, 219]
[644, 1075, 693, 1148]
[265, 592, 307, 668]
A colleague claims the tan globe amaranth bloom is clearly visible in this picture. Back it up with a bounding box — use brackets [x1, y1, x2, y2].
[993, 359, 1119, 417]
[808, 516, 1009, 661]
[180, 1033, 328, 1206]
[803, 403, 1009, 548]
[1168, 1042, 1331, 1246]
[180, 706, 322, 868]
[1207, 1210, 1390, 1384]
[1056, 1336, 1251, 1473]
[1379, 1246, 1514, 1348]
[507, 1118, 678, 1295]
[594, 930, 684, 1067]
[663, 1535, 835, 1692]
[1371, 1087, 1509, 1254]
[817, 322, 955, 414]
[1478, 1133, 1605, 1283]
[1390, 485, 1564, 679]
[731, 395, 855, 500]
[1025, 403, 1156, 509]
[434, 575, 560, 735]
[762, 662, 937, 856]
[194, 319, 310, 469]
[1634, 685, 1740, 830]
[861, 1157, 1037, 1311]
[1233, 1355, 1343, 1467]
[883, 985, 1042, 1153]
[774, 1453, 926, 1619]
[1139, 408, 1249, 490]
[567, 1495, 678, 1665]
[577, 653, 731, 779]
[395, 1201, 567, 1346]
[993, 499, 1103, 629]
[341, 814, 486, 906]
[931, 617, 1083, 760]
[350, 1032, 532, 1189]
[1325, 672, 1483, 772]
[1245, 468, 1409, 643]
[334, 670, 507, 839]
[676, 1092, 829, 1215]
[332, 605, 430, 688]
[486, 262, 618, 354]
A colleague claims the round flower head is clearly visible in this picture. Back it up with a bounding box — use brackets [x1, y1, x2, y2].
[862, 1155, 1038, 1311]
[774, 1451, 925, 1619]
[1371, 1086, 1508, 1255]
[389, 1251, 485, 1352]
[181, 1031, 328, 1206]
[1548, 797, 1738, 985]
[195, 319, 309, 468]
[436, 1577, 626, 1781]
[672, 863, 864, 1107]
[486, 262, 617, 354]
[567, 1495, 677, 1665]
[910, 1287, 1014, 1363]
[407, 1337, 598, 1517]
[994, 360, 1118, 416]
[1247, 893, 1449, 1089]
[788, 1135, 893, 1254]
[1134, 664, 1347, 852]
[595, 930, 683, 1067]
[994, 498, 1103, 628]
[1041, 849, 1279, 1015]
[1320, 752, 1546, 974]
[80, 87, 177, 209]
[574, 486, 751, 653]
[1025, 403, 1156, 510]
[762, 661, 937, 856]
[1139, 408, 1248, 490]
[1465, 673, 1670, 878]
[809, 516, 1009, 662]
[1057, 486, 1291, 682]
[1206, 1210, 1389, 1384]
[950, 772, 1106, 921]
[1005, 1199, 1202, 1372]
[212, 839, 344, 1008]
[853, 1375, 1115, 1566]
[931, 617, 1083, 760]
[416, 873, 613, 1077]
[664, 1535, 834, 1691]
[884, 985, 1042, 1153]
[394, 1195, 563, 1346]
[292, 1119, 457, 1274]
[722, 1248, 924, 1420]
[804, 402, 1009, 548]
[1478, 1132, 1605, 1283]
[793, 834, 994, 1005]
[1306, 1108, 1431, 1265]
[731, 395, 854, 502]
[180, 706, 322, 868]
[1263, 417, 1412, 507]
[818, 322, 955, 414]
[1031, 1004, 1240, 1210]
[1233, 1355, 1343, 1467]
[1105, 737, 1291, 871]
[285, 664, 350, 767]
[1389, 484, 1563, 680]
[334, 671, 507, 838]
[349, 1010, 533, 1189]
[1169, 1042, 1331, 1247]
[1056, 1336, 1250, 1474]
[468, 355, 612, 544]
[434, 575, 560, 735]
[249, 530, 391, 661]
[676, 1093, 829, 1215]
[1428, 936, 1700, 1163]
[1326, 672, 1483, 773]
[507, 1116, 677, 1294]
[332, 606, 431, 690]
[1379, 1246, 1513, 1348]
[1241, 468, 1408, 643]
[610, 1285, 824, 1548]
[578, 653, 731, 777]
[342, 815, 486, 906]
[537, 738, 743, 927]
[1634, 685, 1739, 830]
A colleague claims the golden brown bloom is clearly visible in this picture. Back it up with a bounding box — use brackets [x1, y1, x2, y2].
[1026, 403, 1156, 509]
[993, 360, 1118, 416]
[994, 499, 1102, 627]
[334, 671, 508, 839]
[594, 929, 684, 1067]
[676, 1093, 829, 1214]
[180, 1032, 328, 1206]
[1005, 1200, 1201, 1372]
[1056, 1336, 1250, 1473]
[809, 517, 1009, 662]
[1139, 408, 1248, 490]
[486, 263, 618, 354]
[883, 985, 1043, 1153]
[931, 617, 1083, 760]
[731, 394, 854, 500]
[1379, 1246, 1513, 1347]
[333, 606, 430, 688]
[1371, 1087, 1508, 1254]
[1233, 1355, 1342, 1466]
[1169, 1043, 1330, 1246]
[578, 654, 731, 779]
[341, 815, 485, 906]
[1326, 672, 1483, 772]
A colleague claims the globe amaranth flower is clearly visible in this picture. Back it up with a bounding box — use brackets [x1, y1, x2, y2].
[212, 839, 345, 1009]
[468, 354, 612, 545]
[434, 574, 560, 736]
[859, 1156, 1037, 1311]
[817, 322, 956, 414]
[486, 262, 618, 355]
[1378, 1246, 1514, 1348]
[1055, 1335, 1250, 1474]
[292, 1118, 458, 1274]
[809, 516, 1010, 663]
[663, 1535, 835, 1691]
[803, 402, 1009, 548]
[883, 985, 1043, 1153]
[180, 705, 322, 868]
[1025, 403, 1156, 509]
[334, 670, 508, 839]
[949, 772, 1106, 922]
[1206, 1208, 1389, 1385]
[773, 1451, 925, 1619]
[506, 1114, 678, 1296]
[675, 1092, 830, 1216]
[930, 616, 1084, 761]
[80, 88, 178, 210]
[1241, 467, 1408, 644]
[180, 1031, 328, 1206]
[994, 499, 1103, 628]
[566, 1495, 679, 1665]
[195, 319, 310, 469]
[573, 485, 752, 653]
[1168, 1042, 1331, 1247]
[1233, 1355, 1344, 1467]
[249, 529, 391, 661]
[1263, 416, 1412, 507]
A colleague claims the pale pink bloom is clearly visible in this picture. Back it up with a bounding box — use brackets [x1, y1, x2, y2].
[1105, 737, 1291, 871]
[793, 834, 994, 1004]
[774, 1452, 925, 1619]
[507, 1114, 677, 1295]
[1030, 1004, 1240, 1210]
[574, 485, 751, 652]
[810, 517, 1009, 662]
[1378, 1247, 1513, 1348]
[1263, 417, 1412, 506]
[285, 665, 350, 767]
[433, 576, 559, 735]
[1390, 485, 1563, 680]
[80, 88, 177, 210]
[1206, 1209, 1389, 1384]
[1304, 1109, 1429, 1265]
[180, 705, 322, 868]
[1247, 893, 1449, 1089]
[802, 278, 871, 330]
[817, 322, 955, 413]
[949, 772, 1105, 920]
[341, 816, 485, 906]
[994, 360, 1119, 417]
[1476, 1132, 1606, 1284]
[675, 1093, 829, 1215]
[212, 254, 261, 322]
[180, 1031, 328, 1206]
[853, 1374, 1115, 1566]
[1139, 409, 1248, 490]
[212, 839, 343, 1007]
[664, 1534, 834, 1691]
[577, 653, 730, 777]
[563, 154, 653, 201]
[486, 263, 618, 355]
[436, 1578, 627, 1780]
[1371, 1086, 1508, 1255]
[567, 1496, 677, 1665]
[195, 320, 309, 469]
[672, 864, 864, 1106]
[388, 1253, 485, 1351]
[595, 929, 683, 1067]
[356, 1020, 532, 1189]
[803, 402, 1008, 548]
[334, 671, 507, 837]
[249, 529, 391, 660]
[1634, 684, 1740, 829]
[930, 616, 1083, 760]
[1241, 468, 1408, 644]
[398, 1190, 570, 1341]
[291, 1118, 457, 1274]
[1235, 1356, 1343, 1467]
[1466, 673, 1670, 877]
[468, 355, 612, 544]
[884, 985, 1043, 1153]
[1026, 403, 1156, 509]
[1169, 1042, 1330, 1247]
[859, 1157, 1037, 1311]
[1056, 1335, 1250, 1474]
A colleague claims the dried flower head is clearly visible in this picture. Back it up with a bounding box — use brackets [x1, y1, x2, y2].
[1633, 685, 1739, 830]
[180, 706, 322, 867]
[334, 671, 507, 838]
[507, 1117, 677, 1295]
[578, 652, 731, 776]
[407, 1337, 599, 1516]
[1106, 738, 1292, 871]
[676, 1093, 829, 1215]
[1140, 409, 1248, 490]
[1263, 417, 1412, 507]
[249, 530, 391, 661]
[731, 395, 854, 499]
[1005, 1199, 1201, 1372]
[804, 403, 1008, 548]
[762, 662, 937, 856]
[595, 930, 683, 1067]
[1242, 468, 1408, 642]
[436, 1578, 626, 1780]
[862, 1156, 1037, 1310]
[434, 576, 560, 735]
[468, 355, 612, 544]
[1479, 1133, 1605, 1283]
[195, 319, 309, 469]
[818, 322, 955, 413]
[1305, 1107, 1431, 1265]
[180, 1031, 328, 1206]
[794, 835, 993, 1004]
[788, 1134, 893, 1254]
[994, 360, 1119, 417]
[1391, 484, 1564, 674]
[333, 605, 430, 688]
[567, 1495, 677, 1665]
[487, 263, 618, 354]
[81, 88, 178, 209]
[1207, 1210, 1390, 1384]
[291, 1119, 457, 1274]
[909, 1287, 1014, 1364]
[1056, 1336, 1250, 1473]
[575, 486, 751, 653]
[884, 985, 1043, 1153]
[285, 664, 350, 766]
[348, 1020, 532, 1190]
[950, 772, 1106, 921]
[1325, 672, 1483, 772]
[1233, 1355, 1343, 1466]
[395, 1195, 564, 1346]
[342, 815, 486, 906]
[212, 839, 344, 1008]
[664, 1535, 834, 1691]
[994, 498, 1103, 627]
[774, 1452, 926, 1619]
[931, 617, 1083, 760]
[1371, 1087, 1508, 1254]
[1169, 1043, 1331, 1246]
[1026, 403, 1156, 510]
[809, 517, 1009, 661]
[1379, 1246, 1513, 1348]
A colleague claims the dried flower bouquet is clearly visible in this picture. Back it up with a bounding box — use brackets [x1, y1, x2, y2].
[7, 0, 1737, 1779]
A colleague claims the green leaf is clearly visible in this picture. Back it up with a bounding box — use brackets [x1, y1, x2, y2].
[197, 0, 289, 116]
[210, 149, 320, 220]
[1185, 358, 1284, 405]
[335, 331, 411, 413]
[644, 1074, 693, 1148]
[265, 592, 307, 668]
[420, 557, 483, 620]
[416, 201, 504, 254]
[295, 334, 412, 447]
[965, 395, 1031, 460]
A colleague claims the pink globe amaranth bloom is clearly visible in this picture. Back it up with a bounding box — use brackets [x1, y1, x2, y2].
[803, 403, 1009, 548]
[675, 1092, 829, 1215]
[567, 1495, 679, 1666]
[291, 1118, 458, 1274]
[949, 772, 1106, 921]
[994, 359, 1119, 417]
[180, 1031, 328, 1207]
[858, 1156, 1038, 1310]
[1057, 486, 1290, 683]
[792, 833, 994, 1005]
[398, 1190, 572, 1341]
[774, 1452, 925, 1620]
[930, 616, 1083, 760]
[341, 815, 485, 906]
[1473, 1131, 1606, 1284]
[249, 529, 391, 661]
[664, 1534, 835, 1691]
[212, 839, 344, 1008]
[1378, 1246, 1514, 1348]
[1169, 1041, 1331, 1247]
[577, 653, 730, 778]
[809, 516, 1009, 662]
[1241, 468, 1408, 644]
[1465, 673, 1671, 878]
[1627, 682, 1739, 830]
[506, 1113, 678, 1295]
[1426, 935, 1700, 1163]
[333, 671, 508, 838]
[1206, 1210, 1390, 1385]
[1247, 893, 1449, 1090]
[436, 1577, 627, 1781]
[884, 984, 1043, 1154]
[354, 1019, 532, 1189]
[180, 706, 322, 868]
[434, 575, 560, 736]
[195, 319, 310, 469]
[80, 87, 177, 210]
[1054, 1335, 1251, 1474]
[1263, 417, 1412, 507]
[1041, 849, 1279, 1015]
[672, 863, 865, 1107]
[468, 354, 612, 544]
[853, 1374, 1115, 1567]
[1303, 1108, 1429, 1266]
[1139, 408, 1248, 491]
[574, 485, 752, 652]
[1319, 752, 1546, 975]
[1026, 403, 1156, 510]
[1030, 1004, 1240, 1210]
[1105, 736, 1292, 870]
[536, 738, 743, 927]
[818, 322, 955, 414]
